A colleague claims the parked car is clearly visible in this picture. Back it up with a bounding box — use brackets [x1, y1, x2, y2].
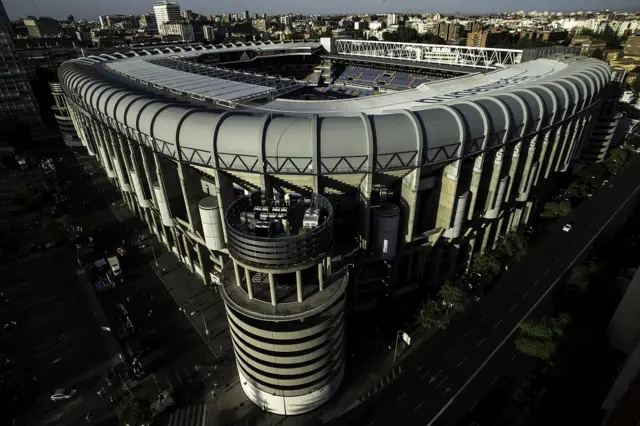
[51, 388, 76, 401]
[562, 223, 573, 232]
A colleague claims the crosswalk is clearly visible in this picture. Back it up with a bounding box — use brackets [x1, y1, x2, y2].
[167, 404, 207, 426]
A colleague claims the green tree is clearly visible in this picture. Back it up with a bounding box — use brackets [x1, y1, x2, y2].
[418, 300, 447, 330]
[119, 396, 152, 426]
[541, 200, 571, 219]
[13, 184, 46, 208]
[565, 182, 591, 199]
[498, 232, 528, 263]
[438, 281, 469, 314]
[470, 252, 501, 279]
[516, 313, 571, 360]
[566, 264, 595, 296]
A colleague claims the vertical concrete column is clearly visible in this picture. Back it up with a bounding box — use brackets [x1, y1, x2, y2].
[543, 127, 562, 179]
[480, 222, 493, 253]
[534, 131, 552, 186]
[296, 270, 303, 302]
[182, 233, 194, 271]
[171, 227, 184, 262]
[318, 263, 324, 292]
[504, 142, 522, 202]
[467, 154, 484, 219]
[358, 174, 373, 250]
[437, 161, 460, 237]
[268, 273, 277, 306]
[400, 169, 420, 243]
[138, 146, 158, 206]
[213, 170, 235, 244]
[177, 164, 197, 232]
[194, 243, 208, 284]
[233, 261, 242, 287]
[245, 268, 254, 299]
[326, 256, 332, 277]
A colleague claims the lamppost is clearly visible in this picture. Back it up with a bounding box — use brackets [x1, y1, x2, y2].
[393, 330, 411, 364]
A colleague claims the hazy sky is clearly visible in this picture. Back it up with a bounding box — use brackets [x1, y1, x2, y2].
[3, 0, 639, 20]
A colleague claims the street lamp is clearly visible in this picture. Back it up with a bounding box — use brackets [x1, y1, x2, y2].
[151, 243, 159, 269]
[393, 330, 411, 363]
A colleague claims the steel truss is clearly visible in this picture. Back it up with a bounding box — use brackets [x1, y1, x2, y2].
[335, 40, 523, 69]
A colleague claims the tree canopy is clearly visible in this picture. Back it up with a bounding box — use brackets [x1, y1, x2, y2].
[119, 396, 152, 426]
[516, 313, 571, 360]
[541, 200, 571, 219]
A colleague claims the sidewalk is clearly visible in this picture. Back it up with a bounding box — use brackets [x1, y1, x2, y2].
[146, 238, 257, 425]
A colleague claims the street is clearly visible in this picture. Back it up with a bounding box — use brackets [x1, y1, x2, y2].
[328, 154, 640, 426]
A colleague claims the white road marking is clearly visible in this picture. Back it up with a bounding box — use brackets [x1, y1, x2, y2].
[414, 401, 425, 412]
[508, 305, 517, 313]
[445, 348, 452, 355]
[463, 329, 472, 338]
[436, 377, 448, 389]
[476, 338, 485, 347]
[397, 393, 406, 403]
[367, 420, 377, 426]
[420, 369, 432, 380]
[492, 376, 500, 385]
[469, 399, 479, 412]
[481, 313, 488, 321]
[544, 268, 551, 275]
[510, 355, 517, 363]
[532, 280, 539, 287]
[457, 357, 467, 367]
[496, 298, 503, 306]
[588, 223, 593, 229]
[494, 320, 502, 329]
[521, 291, 529, 299]
[425, 182, 640, 426]
[175, 370, 183, 385]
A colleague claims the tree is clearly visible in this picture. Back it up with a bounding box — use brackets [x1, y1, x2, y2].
[438, 281, 469, 314]
[498, 232, 528, 264]
[516, 314, 571, 360]
[418, 300, 447, 330]
[470, 252, 501, 280]
[565, 182, 591, 199]
[541, 200, 571, 219]
[13, 184, 46, 208]
[566, 264, 595, 296]
[119, 396, 152, 426]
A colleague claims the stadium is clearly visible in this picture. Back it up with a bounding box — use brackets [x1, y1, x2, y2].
[57, 38, 611, 415]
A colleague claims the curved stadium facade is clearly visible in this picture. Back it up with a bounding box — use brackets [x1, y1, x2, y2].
[57, 39, 611, 415]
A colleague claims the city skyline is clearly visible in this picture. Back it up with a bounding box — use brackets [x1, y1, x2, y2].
[3, 0, 639, 20]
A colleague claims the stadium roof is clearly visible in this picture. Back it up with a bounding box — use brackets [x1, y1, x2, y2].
[59, 41, 611, 174]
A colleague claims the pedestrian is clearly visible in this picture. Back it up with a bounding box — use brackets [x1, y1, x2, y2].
[85, 412, 93, 423]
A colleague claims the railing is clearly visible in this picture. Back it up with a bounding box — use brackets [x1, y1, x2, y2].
[225, 192, 334, 269]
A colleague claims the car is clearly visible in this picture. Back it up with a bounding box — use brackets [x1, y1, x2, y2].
[562, 224, 573, 232]
[51, 388, 76, 401]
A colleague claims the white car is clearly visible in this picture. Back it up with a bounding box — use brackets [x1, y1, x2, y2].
[562, 224, 573, 232]
[51, 388, 76, 401]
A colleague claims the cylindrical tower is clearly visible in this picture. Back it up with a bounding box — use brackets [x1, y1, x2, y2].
[219, 192, 348, 415]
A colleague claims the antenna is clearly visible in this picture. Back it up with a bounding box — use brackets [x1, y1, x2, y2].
[29, 0, 40, 18]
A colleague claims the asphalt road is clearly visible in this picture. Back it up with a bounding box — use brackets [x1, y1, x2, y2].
[330, 154, 640, 426]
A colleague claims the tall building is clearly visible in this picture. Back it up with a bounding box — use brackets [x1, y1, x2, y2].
[387, 13, 398, 26]
[466, 29, 508, 48]
[23, 17, 61, 37]
[242, 10, 249, 20]
[48, 81, 81, 147]
[153, 0, 181, 35]
[0, 1, 43, 140]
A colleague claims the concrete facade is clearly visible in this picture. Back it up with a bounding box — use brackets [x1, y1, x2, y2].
[58, 40, 611, 414]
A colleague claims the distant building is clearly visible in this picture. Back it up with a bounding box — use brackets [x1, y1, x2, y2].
[0, 2, 44, 139]
[139, 14, 157, 33]
[154, 0, 181, 35]
[202, 25, 218, 42]
[624, 36, 640, 58]
[570, 35, 607, 57]
[540, 30, 567, 43]
[466, 29, 507, 48]
[161, 21, 203, 42]
[242, 10, 250, 20]
[436, 22, 462, 41]
[579, 84, 622, 163]
[253, 19, 267, 32]
[387, 13, 398, 26]
[23, 17, 61, 37]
